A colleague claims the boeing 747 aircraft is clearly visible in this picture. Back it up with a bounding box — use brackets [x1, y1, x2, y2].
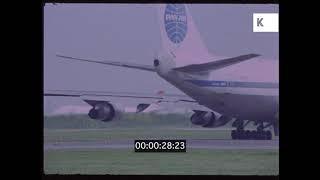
[45, 4, 279, 140]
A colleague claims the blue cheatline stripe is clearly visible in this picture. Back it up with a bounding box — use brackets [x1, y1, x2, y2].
[186, 80, 279, 89]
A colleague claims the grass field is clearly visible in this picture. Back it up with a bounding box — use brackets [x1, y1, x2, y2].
[44, 128, 233, 142]
[44, 149, 279, 175]
[44, 113, 192, 129]
[44, 114, 279, 175]
[44, 114, 277, 142]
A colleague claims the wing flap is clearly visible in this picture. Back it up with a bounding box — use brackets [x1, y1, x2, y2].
[45, 90, 193, 103]
[44, 89, 211, 112]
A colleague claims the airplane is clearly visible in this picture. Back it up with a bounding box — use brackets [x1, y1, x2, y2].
[44, 4, 279, 140]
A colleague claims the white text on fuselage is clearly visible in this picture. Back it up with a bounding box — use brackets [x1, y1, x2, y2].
[165, 14, 187, 22]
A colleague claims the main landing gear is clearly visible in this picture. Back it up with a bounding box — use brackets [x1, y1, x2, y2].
[231, 119, 272, 140]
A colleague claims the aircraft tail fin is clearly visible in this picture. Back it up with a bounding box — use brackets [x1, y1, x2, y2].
[157, 4, 214, 67]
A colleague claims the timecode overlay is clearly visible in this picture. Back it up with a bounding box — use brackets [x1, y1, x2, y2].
[134, 140, 186, 152]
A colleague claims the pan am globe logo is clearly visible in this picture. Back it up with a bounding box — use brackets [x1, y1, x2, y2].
[164, 4, 188, 44]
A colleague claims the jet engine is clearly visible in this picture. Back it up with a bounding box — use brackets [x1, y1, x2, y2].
[190, 111, 215, 126]
[203, 115, 231, 128]
[190, 111, 231, 128]
[88, 102, 115, 122]
[136, 104, 151, 113]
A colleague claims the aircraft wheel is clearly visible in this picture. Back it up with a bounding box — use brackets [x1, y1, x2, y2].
[231, 130, 237, 139]
[266, 131, 272, 140]
[251, 131, 257, 140]
[238, 130, 245, 140]
[255, 131, 262, 140]
[248, 130, 254, 140]
[262, 131, 269, 140]
[244, 130, 250, 139]
[260, 131, 265, 140]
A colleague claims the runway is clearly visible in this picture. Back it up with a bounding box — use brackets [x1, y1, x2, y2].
[44, 139, 279, 150]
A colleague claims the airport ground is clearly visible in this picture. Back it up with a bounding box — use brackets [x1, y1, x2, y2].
[44, 114, 279, 175]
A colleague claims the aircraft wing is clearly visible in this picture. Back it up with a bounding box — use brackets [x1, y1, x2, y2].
[56, 55, 156, 72]
[44, 90, 212, 112]
[173, 54, 260, 73]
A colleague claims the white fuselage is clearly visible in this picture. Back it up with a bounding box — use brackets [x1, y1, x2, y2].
[155, 56, 279, 123]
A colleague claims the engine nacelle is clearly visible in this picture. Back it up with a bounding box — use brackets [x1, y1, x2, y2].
[88, 102, 115, 122]
[136, 104, 151, 113]
[203, 115, 231, 128]
[190, 111, 215, 126]
[190, 111, 231, 128]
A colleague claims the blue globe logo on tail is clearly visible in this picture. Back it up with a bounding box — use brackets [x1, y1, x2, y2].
[164, 4, 188, 44]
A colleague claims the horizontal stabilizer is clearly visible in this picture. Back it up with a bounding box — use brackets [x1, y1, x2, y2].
[173, 54, 260, 73]
[56, 55, 156, 72]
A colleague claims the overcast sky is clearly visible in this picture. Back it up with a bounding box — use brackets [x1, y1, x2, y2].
[44, 3, 279, 114]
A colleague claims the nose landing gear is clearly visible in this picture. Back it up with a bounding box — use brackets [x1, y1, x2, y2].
[231, 119, 272, 140]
